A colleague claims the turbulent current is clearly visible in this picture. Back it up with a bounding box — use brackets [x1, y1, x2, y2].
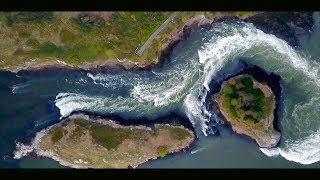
[11, 21, 320, 166]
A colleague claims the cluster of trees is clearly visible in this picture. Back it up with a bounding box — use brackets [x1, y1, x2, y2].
[220, 76, 266, 123]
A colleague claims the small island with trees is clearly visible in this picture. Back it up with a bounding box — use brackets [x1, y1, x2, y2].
[213, 74, 280, 148]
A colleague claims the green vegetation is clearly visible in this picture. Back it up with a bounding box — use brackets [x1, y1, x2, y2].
[73, 119, 133, 150]
[219, 75, 267, 123]
[90, 123, 132, 150]
[48, 126, 66, 143]
[0, 11, 255, 70]
[59, 29, 77, 47]
[169, 127, 190, 141]
[157, 145, 168, 158]
[0, 12, 176, 68]
[74, 13, 105, 31]
[26, 38, 41, 49]
[3, 12, 54, 26]
[39, 117, 194, 168]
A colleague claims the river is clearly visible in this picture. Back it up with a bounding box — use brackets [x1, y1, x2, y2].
[1, 12, 320, 168]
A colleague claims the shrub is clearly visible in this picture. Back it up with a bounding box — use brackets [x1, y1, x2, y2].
[230, 98, 238, 106]
[49, 126, 66, 143]
[73, 119, 91, 128]
[69, 43, 98, 61]
[169, 127, 190, 140]
[26, 38, 41, 49]
[157, 145, 167, 158]
[59, 29, 77, 47]
[240, 76, 254, 92]
[89, 123, 131, 150]
[41, 42, 58, 53]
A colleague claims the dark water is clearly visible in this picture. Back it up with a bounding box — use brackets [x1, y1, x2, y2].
[1, 13, 320, 168]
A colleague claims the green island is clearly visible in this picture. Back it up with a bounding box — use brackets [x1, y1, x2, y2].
[35, 114, 195, 168]
[213, 74, 280, 148]
[0, 11, 254, 71]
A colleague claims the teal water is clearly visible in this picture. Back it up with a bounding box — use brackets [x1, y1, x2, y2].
[1, 13, 320, 168]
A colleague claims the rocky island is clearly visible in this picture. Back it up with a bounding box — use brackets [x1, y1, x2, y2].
[213, 74, 280, 148]
[14, 114, 195, 168]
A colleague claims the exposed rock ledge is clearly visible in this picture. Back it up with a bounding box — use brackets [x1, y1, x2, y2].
[13, 114, 195, 168]
[213, 74, 281, 148]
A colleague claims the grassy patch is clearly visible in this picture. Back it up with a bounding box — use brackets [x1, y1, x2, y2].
[71, 119, 133, 150]
[157, 145, 168, 158]
[40, 41, 66, 55]
[26, 38, 41, 49]
[70, 126, 86, 139]
[49, 126, 67, 143]
[73, 118, 91, 128]
[169, 127, 190, 141]
[89, 122, 132, 150]
[59, 29, 77, 47]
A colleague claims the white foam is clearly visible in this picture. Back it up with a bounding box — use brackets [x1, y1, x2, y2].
[13, 128, 47, 159]
[11, 83, 28, 94]
[87, 72, 136, 88]
[13, 142, 34, 159]
[260, 129, 320, 165]
[183, 93, 208, 136]
[191, 147, 206, 154]
[280, 130, 320, 165]
[131, 79, 187, 107]
[260, 147, 280, 157]
[55, 93, 124, 118]
[197, 22, 320, 164]
[198, 23, 320, 92]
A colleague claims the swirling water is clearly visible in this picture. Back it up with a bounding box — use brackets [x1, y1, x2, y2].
[1, 14, 320, 168]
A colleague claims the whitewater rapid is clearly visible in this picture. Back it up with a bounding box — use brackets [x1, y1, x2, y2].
[53, 22, 320, 165]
